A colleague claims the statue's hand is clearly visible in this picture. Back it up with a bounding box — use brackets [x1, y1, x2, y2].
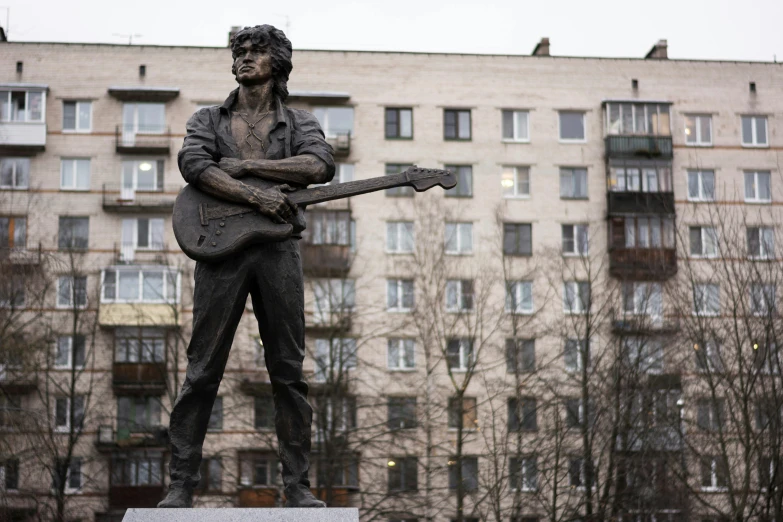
[244, 184, 298, 224]
[219, 158, 246, 178]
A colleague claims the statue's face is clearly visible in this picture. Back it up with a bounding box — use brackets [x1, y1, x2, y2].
[233, 40, 273, 85]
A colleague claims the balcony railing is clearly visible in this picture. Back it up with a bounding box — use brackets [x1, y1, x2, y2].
[301, 244, 352, 276]
[114, 242, 168, 264]
[607, 191, 674, 215]
[115, 125, 171, 154]
[605, 135, 673, 159]
[102, 184, 178, 212]
[326, 132, 351, 158]
[112, 362, 167, 393]
[609, 248, 677, 281]
[0, 243, 42, 266]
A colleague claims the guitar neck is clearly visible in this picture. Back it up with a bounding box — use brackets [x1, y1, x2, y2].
[288, 173, 415, 206]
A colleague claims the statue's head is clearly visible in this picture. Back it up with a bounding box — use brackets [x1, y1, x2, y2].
[230, 25, 293, 101]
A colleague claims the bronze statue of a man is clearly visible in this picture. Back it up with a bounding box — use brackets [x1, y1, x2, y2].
[158, 25, 334, 508]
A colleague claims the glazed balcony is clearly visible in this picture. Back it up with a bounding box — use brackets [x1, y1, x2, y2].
[114, 242, 169, 265]
[102, 184, 178, 213]
[112, 362, 167, 394]
[326, 132, 351, 158]
[95, 425, 168, 452]
[605, 135, 672, 160]
[609, 248, 677, 281]
[607, 191, 674, 216]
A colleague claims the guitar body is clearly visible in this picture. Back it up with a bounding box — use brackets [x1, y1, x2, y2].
[173, 166, 457, 263]
[173, 177, 293, 263]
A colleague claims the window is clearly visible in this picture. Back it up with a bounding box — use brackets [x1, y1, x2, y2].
[54, 396, 85, 432]
[0, 271, 24, 308]
[208, 397, 223, 431]
[623, 337, 664, 373]
[759, 456, 775, 491]
[60, 159, 90, 191]
[689, 226, 718, 257]
[57, 276, 87, 309]
[445, 222, 473, 254]
[560, 167, 588, 199]
[388, 339, 415, 370]
[0, 158, 30, 189]
[562, 224, 588, 255]
[117, 396, 161, 432]
[387, 279, 414, 312]
[0, 89, 45, 122]
[446, 339, 473, 371]
[122, 160, 164, 192]
[751, 284, 776, 315]
[502, 110, 530, 142]
[385, 164, 414, 197]
[605, 102, 671, 135]
[695, 340, 723, 373]
[693, 283, 720, 316]
[563, 282, 590, 314]
[55, 335, 85, 369]
[313, 338, 357, 382]
[608, 163, 672, 193]
[122, 103, 165, 134]
[386, 221, 414, 253]
[62, 101, 91, 132]
[58, 217, 89, 250]
[568, 458, 595, 488]
[387, 397, 417, 430]
[53, 458, 82, 492]
[239, 454, 277, 486]
[501, 166, 530, 198]
[745, 171, 772, 202]
[505, 281, 533, 314]
[0, 460, 19, 491]
[254, 395, 274, 430]
[121, 218, 165, 258]
[612, 216, 675, 249]
[503, 223, 532, 256]
[115, 328, 165, 363]
[197, 457, 222, 492]
[445, 280, 474, 312]
[315, 455, 359, 488]
[444, 165, 473, 197]
[505, 339, 535, 373]
[313, 396, 357, 440]
[508, 397, 537, 431]
[564, 339, 591, 372]
[448, 457, 478, 491]
[748, 227, 775, 259]
[687, 170, 715, 201]
[622, 282, 663, 316]
[385, 108, 413, 139]
[312, 107, 354, 137]
[741, 115, 768, 147]
[0, 216, 26, 249]
[305, 210, 352, 247]
[0, 395, 21, 428]
[444, 109, 471, 140]
[388, 456, 417, 491]
[700, 456, 728, 490]
[110, 452, 163, 487]
[312, 278, 355, 320]
[685, 114, 712, 145]
[102, 268, 179, 304]
[696, 398, 724, 431]
[559, 111, 585, 141]
[509, 456, 537, 491]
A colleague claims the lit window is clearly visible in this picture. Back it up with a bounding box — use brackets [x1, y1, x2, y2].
[501, 166, 530, 198]
[684, 114, 712, 145]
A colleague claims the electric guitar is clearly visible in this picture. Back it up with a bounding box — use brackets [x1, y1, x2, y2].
[172, 166, 456, 262]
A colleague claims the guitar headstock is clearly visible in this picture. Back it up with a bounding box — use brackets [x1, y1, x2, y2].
[403, 166, 458, 192]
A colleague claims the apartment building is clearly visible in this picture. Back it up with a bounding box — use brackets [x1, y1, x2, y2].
[1, 35, 782, 521]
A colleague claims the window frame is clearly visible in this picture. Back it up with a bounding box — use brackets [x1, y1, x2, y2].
[747, 226, 775, 260]
[443, 109, 471, 141]
[444, 222, 473, 255]
[559, 167, 588, 199]
[55, 335, 86, 370]
[509, 456, 538, 492]
[0, 216, 27, 249]
[312, 106, 355, 138]
[684, 113, 713, 146]
[445, 280, 474, 313]
[386, 221, 415, 254]
[57, 276, 88, 309]
[446, 339, 474, 372]
[59, 158, 91, 191]
[501, 109, 530, 143]
[0, 89, 46, 123]
[558, 110, 586, 143]
[447, 456, 479, 491]
[121, 102, 166, 135]
[313, 338, 357, 383]
[503, 222, 533, 257]
[386, 278, 414, 312]
[561, 224, 589, 256]
[387, 338, 416, 371]
[741, 115, 769, 147]
[58, 216, 89, 251]
[385, 163, 415, 197]
[687, 169, 716, 202]
[501, 165, 531, 198]
[563, 281, 590, 315]
[54, 396, 85, 433]
[505, 280, 534, 315]
[693, 283, 721, 317]
[387, 456, 418, 492]
[744, 170, 772, 203]
[564, 339, 591, 372]
[689, 226, 719, 258]
[505, 338, 535, 374]
[62, 100, 92, 133]
[254, 395, 275, 430]
[0, 158, 30, 190]
[750, 283, 776, 316]
[444, 164, 473, 198]
[385, 107, 413, 140]
[387, 397, 417, 430]
[101, 267, 180, 305]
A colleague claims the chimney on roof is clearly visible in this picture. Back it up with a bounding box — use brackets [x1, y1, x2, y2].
[645, 39, 668, 60]
[532, 37, 550, 57]
[228, 26, 242, 47]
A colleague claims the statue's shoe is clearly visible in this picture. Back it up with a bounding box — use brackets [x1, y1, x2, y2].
[157, 486, 193, 508]
[284, 485, 327, 508]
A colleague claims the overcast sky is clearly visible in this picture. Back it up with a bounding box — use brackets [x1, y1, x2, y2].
[4, 0, 782, 62]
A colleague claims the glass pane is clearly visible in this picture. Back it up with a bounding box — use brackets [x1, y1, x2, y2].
[560, 112, 585, 140]
[634, 104, 646, 134]
[745, 173, 755, 199]
[387, 280, 398, 309]
[759, 173, 771, 200]
[502, 110, 513, 139]
[326, 107, 354, 135]
[136, 162, 156, 190]
[621, 104, 633, 134]
[61, 161, 74, 188]
[460, 224, 472, 252]
[143, 271, 164, 301]
[687, 172, 699, 199]
[119, 272, 140, 301]
[78, 102, 91, 130]
[514, 111, 529, 140]
[741, 116, 753, 144]
[684, 115, 696, 143]
[28, 92, 43, 121]
[0, 91, 9, 121]
[63, 102, 76, 130]
[399, 109, 412, 138]
[457, 111, 470, 139]
[756, 117, 767, 144]
[444, 224, 457, 252]
[703, 171, 715, 199]
[75, 160, 90, 189]
[700, 116, 711, 143]
[137, 104, 165, 133]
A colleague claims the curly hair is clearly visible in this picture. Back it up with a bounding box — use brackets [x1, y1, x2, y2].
[230, 25, 293, 101]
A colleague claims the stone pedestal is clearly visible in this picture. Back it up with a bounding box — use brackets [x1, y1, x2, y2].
[122, 508, 359, 522]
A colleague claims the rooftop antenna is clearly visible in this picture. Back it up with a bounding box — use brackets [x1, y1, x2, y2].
[113, 33, 143, 45]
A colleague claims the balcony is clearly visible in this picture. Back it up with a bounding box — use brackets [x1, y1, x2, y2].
[305, 311, 352, 333]
[96, 425, 168, 451]
[102, 184, 178, 213]
[238, 372, 272, 395]
[607, 191, 674, 215]
[609, 248, 677, 280]
[115, 125, 172, 154]
[113, 363, 167, 394]
[238, 488, 279, 508]
[611, 316, 680, 335]
[605, 135, 672, 159]
[99, 303, 179, 328]
[0, 371, 37, 394]
[114, 242, 169, 265]
[0, 122, 46, 153]
[0, 243, 42, 266]
[301, 244, 352, 277]
[326, 132, 351, 158]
